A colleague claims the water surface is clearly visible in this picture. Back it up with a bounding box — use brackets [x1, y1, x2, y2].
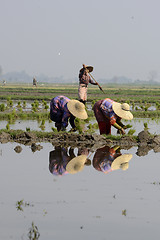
[0, 142, 160, 239]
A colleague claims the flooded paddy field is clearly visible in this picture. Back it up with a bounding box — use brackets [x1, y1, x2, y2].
[1, 86, 160, 239]
[1, 142, 160, 240]
[1, 117, 160, 136]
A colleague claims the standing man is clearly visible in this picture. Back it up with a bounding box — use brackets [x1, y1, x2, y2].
[50, 95, 88, 132]
[93, 98, 133, 135]
[33, 77, 37, 87]
[78, 64, 97, 105]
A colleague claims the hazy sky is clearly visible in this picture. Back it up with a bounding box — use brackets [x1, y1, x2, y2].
[0, 0, 160, 81]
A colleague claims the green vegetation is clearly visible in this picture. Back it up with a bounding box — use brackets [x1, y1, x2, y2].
[1, 85, 160, 137]
[1, 85, 160, 104]
[0, 129, 139, 141]
[28, 222, 40, 240]
[16, 199, 33, 211]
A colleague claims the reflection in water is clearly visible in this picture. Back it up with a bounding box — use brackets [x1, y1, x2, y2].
[49, 146, 91, 176]
[92, 145, 132, 173]
[111, 153, 132, 171]
[49, 145, 132, 176]
[28, 222, 40, 240]
[49, 146, 73, 176]
[66, 155, 91, 174]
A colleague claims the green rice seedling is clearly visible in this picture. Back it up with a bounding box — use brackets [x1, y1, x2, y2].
[51, 127, 57, 132]
[26, 127, 30, 132]
[7, 97, 11, 102]
[28, 222, 40, 240]
[127, 129, 136, 135]
[12, 108, 16, 115]
[17, 101, 21, 108]
[84, 116, 90, 123]
[19, 113, 27, 119]
[86, 122, 98, 134]
[75, 118, 83, 134]
[87, 124, 92, 130]
[144, 103, 151, 111]
[122, 209, 127, 216]
[9, 100, 13, 107]
[7, 113, 14, 124]
[31, 104, 37, 112]
[7, 99, 13, 107]
[156, 102, 160, 110]
[23, 101, 26, 108]
[91, 100, 96, 108]
[40, 125, 45, 130]
[34, 100, 39, 108]
[41, 119, 45, 125]
[6, 123, 10, 131]
[49, 118, 52, 123]
[144, 122, 149, 130]
[42, 100, 47, 106]
[18, 107, 23, 113]
[39, 119, 45, 130]
[37, 113, 43, 121]
[125, 124, 132, 129]
[0, 103, 5, 111]
[16, 199, 24, 211]
[44, 104, 49, 110]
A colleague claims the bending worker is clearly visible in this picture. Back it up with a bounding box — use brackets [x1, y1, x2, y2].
[78, 64, 97, 105]
[93, 98, 133, 135]
[50, 95, 88, 132]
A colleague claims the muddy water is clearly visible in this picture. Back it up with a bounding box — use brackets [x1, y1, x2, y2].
[0, 142, 160, 240]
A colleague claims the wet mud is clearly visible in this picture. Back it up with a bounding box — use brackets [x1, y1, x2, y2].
[1, 130, 160, 155]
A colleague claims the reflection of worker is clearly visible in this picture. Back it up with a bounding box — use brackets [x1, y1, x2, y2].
[77, 147, 91, 166]
[78, 64, 97, 105]
[66, 154, 91, 174]
[49, 146, 91, 176]
[49, 146, 76, 176]
[92, 145, 121, 173]
[111, 154, 132, 171]
[50, 95, 88, 132]
[93, 98, 133, 135]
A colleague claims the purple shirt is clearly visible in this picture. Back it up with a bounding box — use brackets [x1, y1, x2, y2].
[50, 96, 71, 128]
[100, 98, 118, 125]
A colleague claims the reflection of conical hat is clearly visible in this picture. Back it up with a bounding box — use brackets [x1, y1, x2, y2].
[66, 155, 87, 174]
[112, 102, 133, 120]
[80, 65, 93, 73]
[67, 100, 88, 119]
[111, 154, 133, 171]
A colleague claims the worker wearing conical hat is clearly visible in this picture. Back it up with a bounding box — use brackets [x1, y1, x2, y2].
[50, 95, 88, 132]
[78, 64, 98, 105]
[93, 98, 133, 135]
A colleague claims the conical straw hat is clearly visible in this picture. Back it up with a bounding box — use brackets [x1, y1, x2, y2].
[66, 155, 87, 174]
[80, 65, 93, 73]
[67, 100, 88, 119]
[112, 102, 133, 120]
[111, 154, 133, 171]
